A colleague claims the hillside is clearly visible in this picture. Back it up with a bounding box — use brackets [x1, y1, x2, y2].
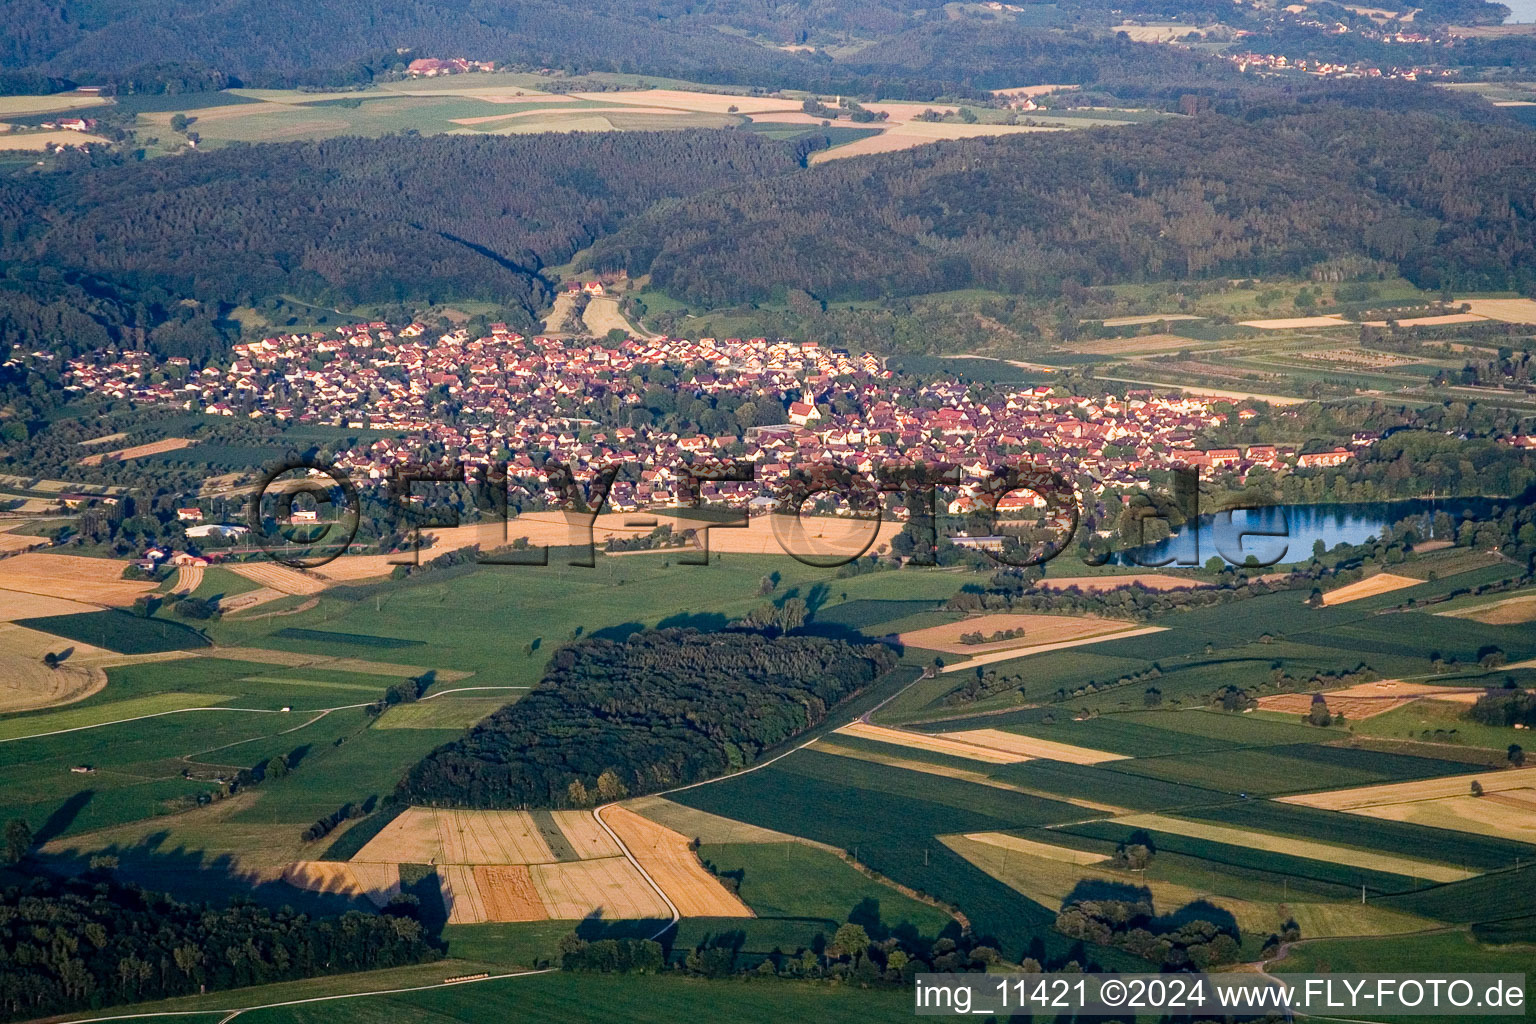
[0, 130, 802, 357]
[582, 102, 1536, 304]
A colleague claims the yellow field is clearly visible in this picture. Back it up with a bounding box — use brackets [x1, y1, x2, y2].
[1110, 812, 1476, 882]
[811, 739, 1124, 812]
[473, 864, 547, 922]
[1237, 315, 1354, 329]
[961, 832, 1109, 865]
[1069, 333, 1207, 357]
[0, 623, 108, 713]
[0, 590, 102, 621]
[439, 809, 555, 865]
[812, 121, 1065, 163]
[623, 796, 797, 844]
[1361, 313, 1486, 328]
[438, 864, 488, 924]
[1278, 766, 1536, 844]
[898, 613, 1138, 655]
[79, 437, 197, 466]
[1463, 298, 1536, 324]
[937, 625, 1167, 673]
[174, 564, 203, 594]
[942, 834, 1434, 939]
[551, 810, 623, 859]
[582, 295, 657, 339]
[0, 94, 108, 116]
[0, 552, 155, 606]
[1320, 572, 1421, 606]
[338, 510, 905, 567]
[529, 857, 671, 920]
[567, 89, 793, 114]
[227, 562, 329, 595]
[601, 806, 754, 917]
[1439, 591, 1536, 624]
[0, 131, 111, 149]
[935, 728, 1127, 765]
[1258, 680, 1488, 719]
[0, 525, 46, 556]
[834, 721, 1026, 764]
[283, 861, 399, 907]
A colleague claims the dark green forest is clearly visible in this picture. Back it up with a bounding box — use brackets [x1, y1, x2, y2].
[0, 873, 435, 1022]
[0, 130, 801, 358]
[399, 629, 898, 808]
[583, 101, 1536, 304]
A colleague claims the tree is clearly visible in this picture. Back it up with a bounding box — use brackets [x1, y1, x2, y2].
[830, 922, 869, 961]
[42, 651, 58, 669]
[1510, 744, 1526, 767]
[1471, 779, 1484, 797]
[169, 113, 189, 133]
[264, 755, 290, 779]
[2, 818, 32, 864]
[1307, 693, 1333, 727]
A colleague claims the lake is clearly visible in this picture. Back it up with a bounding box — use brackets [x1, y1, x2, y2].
[1116, 497, 1506, 567]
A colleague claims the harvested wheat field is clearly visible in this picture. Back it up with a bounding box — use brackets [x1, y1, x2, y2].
[1320, 572, 1420, 606]
[900, 613, 1139, 655]
[283, 861, 399, 907]
[1439, 592, 1536, 625]
[623, 796, 796, 845]
[933, 728, 1127, 765]
[0, 527, 46, 555]
[600, 806, 754, 918]
[811, 121, 1064, 163]
[439, 809, 555, 865]
[1281, 768, 1536, 843]
[834, 721, 1025, 764]
[174, 564, 203, 594]
[1237, 315, 1353, 329]
[568, 89, 795, 114]
[227, 562, 329, 595]
[0, 624, 108, 712]
[474, 865, 547, 922]
[1258, 680, 1489, 719]
[438, 865, 488, 924]
[530, 858, 671, 920]
[939, 625, 1166, 673]
[1111, 812, 1474, 882]
[0, 553, 155, 605]
[1463, 298, 1536, 324]
[943, 833, 1435, 939]
[552, 810, 624, 859]
[0, 590, 101, 621]
[79, 437, 197, 466]
[961, 833, 1109, 865]
[1361, 313, 1486, 328]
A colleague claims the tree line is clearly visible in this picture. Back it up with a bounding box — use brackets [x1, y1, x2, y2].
[398, 628, 897, 808]
[0, 872, 435, 1021]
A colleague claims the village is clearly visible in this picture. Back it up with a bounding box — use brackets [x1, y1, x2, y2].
[63, 319, 1371, 540]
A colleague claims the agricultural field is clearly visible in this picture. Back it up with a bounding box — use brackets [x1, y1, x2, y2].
[1279, 766, 1536, 843]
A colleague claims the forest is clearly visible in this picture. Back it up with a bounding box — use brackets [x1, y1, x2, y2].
[0, 872, 435, 1022]
[398, 628, 897, 808]
[0, 130, 802, 358]
[582, 100, 1536, 305]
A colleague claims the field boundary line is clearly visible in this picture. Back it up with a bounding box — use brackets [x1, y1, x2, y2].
[55, 967, 556, 1024]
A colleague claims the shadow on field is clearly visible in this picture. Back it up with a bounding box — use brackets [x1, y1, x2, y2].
[34, 790, 94, 846]
[41, 831, 379, 919]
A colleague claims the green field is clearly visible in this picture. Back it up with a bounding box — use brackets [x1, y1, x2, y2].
[18, 610, 210, 653]
[699, 841, 955, 938]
